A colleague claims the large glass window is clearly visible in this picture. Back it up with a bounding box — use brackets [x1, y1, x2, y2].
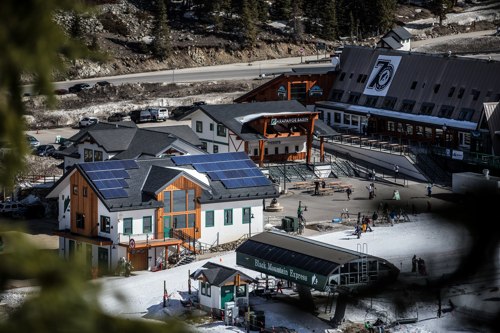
[123, 218, 133, 235]
[187, 189, 195, 211]
[343, 114, 351, 125]
[334, 112, 341, 124]
[224, 209, 233, 226]
[174, 215, 186, 229]
[458, 108, 474, 121]
[84, 149, 93, 162]
[143, 216, 152, 234]
[420, 103, 435, 115]
[400, 100, 416, 113]
[206, 211, 214, 227]
[188, 214, 195, 228]
[382, 97, 397, 110]
[100, 215, 110, 233]
[163, 191, 171, 213]
[438, 105, 454, 118]
[173, 190, 186, 212]
[242, 207, 251, 224]
[364, 96, 378, 107]
[347, 92, 360, 104]
[331, 89, 344, 102]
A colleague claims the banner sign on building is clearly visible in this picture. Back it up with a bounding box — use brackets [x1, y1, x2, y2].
[270, 117, 309, 126]
[452, 150, 464, 160]
[236, 253, 329, 290]
[363, 55, 401, 97]
[277, 85, 287, 97]
[309, 85, 323, 96]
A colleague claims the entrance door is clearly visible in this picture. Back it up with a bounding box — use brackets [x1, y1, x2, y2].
[163, 216, 171, 238]
[220, 285, 234, 309]
[97, 247, 109, 276]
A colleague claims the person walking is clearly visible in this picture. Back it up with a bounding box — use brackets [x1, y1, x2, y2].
[276, 280, 283, 293]
[372, 211, 378, 227]
[345, 187, 352, 200]
[394, 164, 399, 181]
[427, 183, 433, 197]
[371, 168, 376, 181]
[411, 255, 417, 273]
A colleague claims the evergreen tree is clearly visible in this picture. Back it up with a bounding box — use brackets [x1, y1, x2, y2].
[270, 0, 293, 20]
[321, 0, 337, 41]
[151, 0, 171, 60]
[240, 0, 257, 47]
[376, 0, 396, 34]
[70, 11, 84, 39]
[429, 0, 453, 26]
[291, 1, 304, 41]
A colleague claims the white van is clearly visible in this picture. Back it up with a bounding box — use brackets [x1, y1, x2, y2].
[147, 107, 168, 121]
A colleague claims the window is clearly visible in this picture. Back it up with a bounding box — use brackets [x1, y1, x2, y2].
[201, 141, 207, 151]
[434, 84, 441, 94]
[187, 189, 195, 211]
[206, 211, 214, 227]
[236, 284, 247, 297]
[334, 112, 341, 124]
[73, 185, 78, 195]
[173, 190, 187, 212]
[94, 150, 103, 162]
[163, 192, 171, 213]
[339, 72, 346, 81]
[351, 115, 359, 127]
[123, 218, 133, 235]
[458, 108, 474, 121]
[349, 73, 354, 79]
[188, 214, 195, 228]
[195, 121, 203, 133]
[290, 83, 307, 101]
[410, 81, 417, 90]
[331, 89, 344, 102]
[143, 216, 152, 233]
[360, 75, 368, 83]
[213, 145, 219, 153]
[173, 215, 186, 228]
[438, 105, 454, 118]
[264, 148, 268, 155]
[471, 89, 480, 101]
[82, 187, 88, 197]
[357, 74, 363, 83]
[84, 149, 93, 162]
[224, 209, 233, 225]
[295, 145, 299, 152]
[76, 213, 85, 229]
[347, 92, 360, 104]
[420, 103, 435, 115]
[343, 114, 351, 125]
[209, 123, 214, 131]
[285, 146, 289, 154]
[448, 86, 456, 97]
[216, 124, 226, 137]
[382, 97, 397, 110]
[100, 215, 110, 233]
[400, 100, 416, 113]
[201, 282, 211, 296]
[274, 147, 279, 155]
[364, 96, 378, 107]
[242, 207, 251, 224]
[457, 87, 465, 98]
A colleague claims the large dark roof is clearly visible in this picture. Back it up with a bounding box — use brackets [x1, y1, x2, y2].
[186, 100, 315, 141]
[331, 45, 500, 123]
[73, 153, 278, 212]
[146, 125, 202, 146]
[237, 231, 392, 276]
[68, 121, 137, 142]
[390, 26, 412, 40]
[190, 262, 255, 286]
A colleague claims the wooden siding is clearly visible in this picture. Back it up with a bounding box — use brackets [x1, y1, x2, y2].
[155, 176, 202, 240]
[70, 171, 98, 237]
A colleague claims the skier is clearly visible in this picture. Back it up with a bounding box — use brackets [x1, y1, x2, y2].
[427, 183, 433, 197]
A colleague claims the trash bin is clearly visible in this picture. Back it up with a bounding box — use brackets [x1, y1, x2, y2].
[281, 217, 292, 232]
[285, 216, 299, 232]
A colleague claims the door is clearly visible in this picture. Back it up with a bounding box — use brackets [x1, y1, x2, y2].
[220, 285, 234, 309]
[130, 249, 148, 271]
[97, 247, 109, 276]
[163, 216, 171, 238]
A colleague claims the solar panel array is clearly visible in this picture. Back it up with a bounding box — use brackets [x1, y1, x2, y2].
[172, 152, 271, 189]
[80, 160, 139, 199]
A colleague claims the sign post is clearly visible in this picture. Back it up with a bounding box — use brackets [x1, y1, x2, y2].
[299, 48, 304, 63]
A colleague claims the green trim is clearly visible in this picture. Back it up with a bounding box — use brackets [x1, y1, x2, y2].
[242, 207, 251, 224]
[143, 216, 152, 234]
[123, 218, 133, 235]
[205, 210, 214, 227]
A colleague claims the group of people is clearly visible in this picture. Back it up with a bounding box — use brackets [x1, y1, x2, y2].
[411, 255, 427, 275]
[366, 183, 376, 200]
[365, 318, 385, 333]
[353, 213, 374, 238]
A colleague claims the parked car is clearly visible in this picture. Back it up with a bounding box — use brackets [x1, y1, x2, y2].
[54, 88, 69, 95]
[68, 83, 91, 94]
[35, 144, 56, 157]
[95, 81, 111, 88]
[147, 107, 169, 121]
[107, 112, 126, 122]
[0, 201, 25, 217]
[26, 134, 40, 148]
[79, 116, 99, 127]
[130, 110, 153, 123]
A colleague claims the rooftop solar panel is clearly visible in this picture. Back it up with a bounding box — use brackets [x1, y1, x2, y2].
[101, 188, 128, 199]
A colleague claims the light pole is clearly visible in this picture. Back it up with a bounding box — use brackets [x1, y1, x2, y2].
[249, 213, 254, 239]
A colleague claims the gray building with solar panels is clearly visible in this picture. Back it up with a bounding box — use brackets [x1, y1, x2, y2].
[47, 152, 278, 274]
[236, 231, 399, 292]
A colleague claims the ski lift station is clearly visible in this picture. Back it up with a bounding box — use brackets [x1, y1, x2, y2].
[236, 231, 399, 292]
